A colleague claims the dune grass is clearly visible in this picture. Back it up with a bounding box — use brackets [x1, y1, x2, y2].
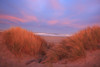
[44, 26, 100, 63]
[2, 26, 100, 63]
[3, 27, 48, 58]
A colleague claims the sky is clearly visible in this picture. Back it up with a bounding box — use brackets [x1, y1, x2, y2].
[0, 0, 100, 34]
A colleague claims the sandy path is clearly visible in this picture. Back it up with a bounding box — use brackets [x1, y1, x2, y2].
[41, 36, 66, 44]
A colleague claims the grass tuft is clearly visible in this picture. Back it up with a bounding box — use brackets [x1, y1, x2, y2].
[44, 26, 100, 63]
[3, 27, 48, 58]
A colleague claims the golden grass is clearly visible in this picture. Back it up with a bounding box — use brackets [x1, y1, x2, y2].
[3, 27, 48, 58]
[64, 26, 100, 50]
[2, 26, 100, 63]
[44, 26, 100, 63]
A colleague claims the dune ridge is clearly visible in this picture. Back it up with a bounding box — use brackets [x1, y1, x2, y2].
[0, 26, 100, 67]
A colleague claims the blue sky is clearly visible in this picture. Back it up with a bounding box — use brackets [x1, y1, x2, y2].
[0, 0, 100, 34]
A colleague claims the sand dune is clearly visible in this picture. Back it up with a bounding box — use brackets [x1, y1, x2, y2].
[0, 34, 100, 67]
[0, 26, 100, 67]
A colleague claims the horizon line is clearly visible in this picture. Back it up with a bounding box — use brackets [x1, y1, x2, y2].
[0, 30, 71, 36]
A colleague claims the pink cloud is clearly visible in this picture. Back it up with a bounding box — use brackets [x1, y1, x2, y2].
[43, 17, 86, 28]
[68, 24, 86, 28]
[53, 18, 86, 28]
[0, 15, 25, 23]
[30, 0, 64, 10]
[20, 11, 38, 22]
[49, 0, 64, 10]
[61, 17, 100, 28]
[43, 17, 80, 27]
[61, 19, 76, 24]
[58, 18, 79, 26]
[0, 14, 38, 23]
[48, 20, 58, 25]
[46, 18, 81, 28]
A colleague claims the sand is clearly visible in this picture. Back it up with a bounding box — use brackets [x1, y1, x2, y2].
[0, 34, 100, 67]
[40, 36, 66, 44]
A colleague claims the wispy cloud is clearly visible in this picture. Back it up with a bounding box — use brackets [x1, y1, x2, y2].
[48, 20, 58, 25]
[20, 11, 38, 22]
[46, 18, 83, 28]
[0, 15, 25, 23]
[35, 32, 71, 36]
[49, 0, 64, 10]
[0, 14, 38, 23]
[0, 0, 100, 34]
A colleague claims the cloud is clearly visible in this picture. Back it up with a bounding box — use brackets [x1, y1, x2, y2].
[20, 11, 38, 22]
[43, 17, 81, 28]
[0, 15, 25, 23]
[0, 14, 38, 23]
[43, 18, 75, 25]
[49, 0, 64, 10]
[45, 18, 85, 29]
[35, 32, 71, 36]
[58, 18, 86, 28]
[48, 20, 58, 25]
[61, 18, 78, 24]
[68, 24, 86, 28]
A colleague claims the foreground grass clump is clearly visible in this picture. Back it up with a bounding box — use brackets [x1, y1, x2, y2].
[3, 27, 47, 57]
[44, 26, 100, 63]
[64, 26, 100, 50]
